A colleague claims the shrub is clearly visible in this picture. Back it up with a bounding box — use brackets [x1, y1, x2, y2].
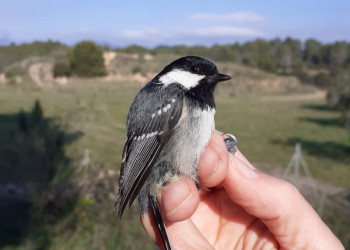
[53, 63, 71, 77]
[71, 41, 107, 77]
[4, 64, 25, 78]
[52, 49, 71, 77]
[314, 73, 331, 88]
[327, 72, 350, 132]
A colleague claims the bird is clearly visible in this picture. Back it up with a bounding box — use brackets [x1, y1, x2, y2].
[115, 56, 236, 250]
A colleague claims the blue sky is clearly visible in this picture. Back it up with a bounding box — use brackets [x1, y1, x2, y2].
[1, 0, 349, 47]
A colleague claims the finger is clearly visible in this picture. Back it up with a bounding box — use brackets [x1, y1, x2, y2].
[159, 178, 199, 222]
[141, 212, 213, 250]
[198, 131, 229, 187]
[222, 146, 344, 249]
[156, 130, 228, 223]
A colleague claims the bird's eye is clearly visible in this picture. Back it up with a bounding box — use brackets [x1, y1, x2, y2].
[191, 66, 199, 73]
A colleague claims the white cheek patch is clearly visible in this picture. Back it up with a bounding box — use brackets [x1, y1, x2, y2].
[159, 69, 205, 89]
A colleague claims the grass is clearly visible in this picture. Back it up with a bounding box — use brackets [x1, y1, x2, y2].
[0, 79, 349, 249]
[215, 88, 350, 188]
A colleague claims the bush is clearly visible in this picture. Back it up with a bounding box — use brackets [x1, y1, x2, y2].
[327, 72, 350, 108]
[52, 49, 71, 77]
[53, 63, 71, 77]
[122, 44, 148, 55]
[4, 64, 25, 79]
[327, 72, 350, 132]
[314, 73, 331, 88]
[71, 41, 107, 77]
[0, 100, 80, 248]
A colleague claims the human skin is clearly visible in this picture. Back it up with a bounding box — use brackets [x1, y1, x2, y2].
[141, 131, 344, 249]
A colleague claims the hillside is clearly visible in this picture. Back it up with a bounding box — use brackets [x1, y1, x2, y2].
[1, 50, 316, 96]
[0, 41, 68, 73]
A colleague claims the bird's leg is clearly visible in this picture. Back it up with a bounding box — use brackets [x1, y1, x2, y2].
[223, 133, 238, 155]
[148, 195, 172, 250]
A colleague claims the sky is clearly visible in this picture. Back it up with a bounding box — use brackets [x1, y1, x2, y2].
[0, 0, 350, 47]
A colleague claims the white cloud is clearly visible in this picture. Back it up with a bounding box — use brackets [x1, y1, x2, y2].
[116, 26, 264, 46]
[76, 27, 91, 34]
[193, 26, 264, 37]
[190, 12, 265, 22]
[120, 26, 263, 40]
[120, 28, 172, 40]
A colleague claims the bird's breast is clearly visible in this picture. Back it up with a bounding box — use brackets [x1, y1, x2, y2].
[161, 104, 216, 180]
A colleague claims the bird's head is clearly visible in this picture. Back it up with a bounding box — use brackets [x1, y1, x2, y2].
[154, 56, 231, 109]
[156, 56, 231, 90]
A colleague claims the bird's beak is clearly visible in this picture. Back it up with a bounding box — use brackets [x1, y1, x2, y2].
[211, 73, 231, 82]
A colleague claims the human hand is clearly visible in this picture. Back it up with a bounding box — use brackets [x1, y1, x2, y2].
[141, 131, 344, 249]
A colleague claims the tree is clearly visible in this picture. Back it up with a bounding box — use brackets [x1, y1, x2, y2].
[122, 44, 148, 54]
[71, 41, 107, 77]
[304, 39, 323, 65]
[327, 71, 350, 132]
[239, 40, 275, 72]
[329, 41, 348, 68]
[151, 45, 172, 55]
[209, 44, 235, 62]
[228, 43, 242, 64]
[172, 45, 188, 55]
[284, 37, 302, 70]
[347, 43, 350, 66]
[52, 49, 71, 77]
[275, 44, 292, 71]
[254, 40, 276, 72]
[0, 100, 80, 248]
[320, 44, 332, 65]
[187, 46, 210, 58]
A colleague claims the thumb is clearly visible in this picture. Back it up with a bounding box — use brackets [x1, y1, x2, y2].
[223, 149, 344, 249]
[141, 211, 213, 250]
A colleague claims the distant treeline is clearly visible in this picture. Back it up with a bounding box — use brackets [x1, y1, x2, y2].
[1, 38, 350, 85]
[0, 41, 69, 73]
[118, 38, 350, 75]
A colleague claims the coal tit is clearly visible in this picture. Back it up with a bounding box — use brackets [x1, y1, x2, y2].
[115, 56, 235, 249]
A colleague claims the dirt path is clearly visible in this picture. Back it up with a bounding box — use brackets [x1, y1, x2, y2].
[262, 90, 326, 102]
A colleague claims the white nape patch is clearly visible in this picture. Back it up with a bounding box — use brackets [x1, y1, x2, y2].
[159, 69, 205, 89]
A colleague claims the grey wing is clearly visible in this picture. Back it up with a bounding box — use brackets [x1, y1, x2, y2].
[116, 85, 184, 218]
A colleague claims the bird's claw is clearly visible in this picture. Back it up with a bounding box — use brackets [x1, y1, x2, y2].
[223, 133, 238, 155]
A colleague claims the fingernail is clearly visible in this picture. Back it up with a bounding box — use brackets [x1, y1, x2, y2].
[230, 154, 258, 179]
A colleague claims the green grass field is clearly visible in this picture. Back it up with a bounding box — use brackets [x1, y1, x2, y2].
[1, 81, 348, 186]
[0, 80, 349, 249]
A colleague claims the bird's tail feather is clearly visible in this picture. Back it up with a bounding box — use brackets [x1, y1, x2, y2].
[149, 195, 172, 250]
